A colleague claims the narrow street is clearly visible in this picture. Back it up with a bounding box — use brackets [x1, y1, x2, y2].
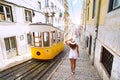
[0, 0, 120, 80]
[48, 38, 102, 80]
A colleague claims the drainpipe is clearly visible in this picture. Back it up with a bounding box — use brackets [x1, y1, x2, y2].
[92, 0, 101, 65]
[84, 0, 87, 47]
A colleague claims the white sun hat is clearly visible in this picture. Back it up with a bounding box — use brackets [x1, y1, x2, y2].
[69, 38, 76, 44]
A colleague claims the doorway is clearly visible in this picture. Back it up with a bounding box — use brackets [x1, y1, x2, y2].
[89, 36, 92, 55]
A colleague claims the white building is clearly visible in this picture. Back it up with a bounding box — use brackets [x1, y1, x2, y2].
[0, 0, 65, 67]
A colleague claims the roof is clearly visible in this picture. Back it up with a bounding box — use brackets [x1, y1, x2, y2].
[29, 23, 64, 33]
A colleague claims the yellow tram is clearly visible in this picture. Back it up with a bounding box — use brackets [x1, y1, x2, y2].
[29, 23, 64, 60]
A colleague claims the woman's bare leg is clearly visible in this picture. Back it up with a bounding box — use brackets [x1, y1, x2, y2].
[69, 59, 74, 74]
[73, 59, 76, 74]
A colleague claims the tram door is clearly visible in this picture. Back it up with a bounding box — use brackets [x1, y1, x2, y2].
[4, 36, 18, 59]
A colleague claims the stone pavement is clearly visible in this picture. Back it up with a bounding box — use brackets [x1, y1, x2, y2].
[47, 41, 102, 80]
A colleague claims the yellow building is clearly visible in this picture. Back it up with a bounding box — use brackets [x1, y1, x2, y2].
[82, 0, 120, 80]
[64, 0, 69, 40]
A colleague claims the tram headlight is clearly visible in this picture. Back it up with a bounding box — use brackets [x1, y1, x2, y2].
[36, 51, 41, 56]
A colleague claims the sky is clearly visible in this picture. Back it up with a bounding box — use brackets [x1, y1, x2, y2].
[68, 0, 83, 25]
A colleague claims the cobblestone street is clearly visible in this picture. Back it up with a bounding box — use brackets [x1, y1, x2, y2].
[48, 41, 102, 80]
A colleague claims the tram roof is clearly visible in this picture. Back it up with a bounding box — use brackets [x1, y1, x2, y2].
[29, 23, 64, 32]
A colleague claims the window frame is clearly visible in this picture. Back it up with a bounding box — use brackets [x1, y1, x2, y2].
[27, 33, 32, 45]
[100, 46, 114, 77]
[24, 9, 32, 22]
[0, 4, 13, 22]
[92, 0, 96, 19]
[38, 1, 41, 10]
[113, 0, 120, 9]
[45, 0, 49, 7]
[33, 32, 42, 47]
[87, 7, 89, 20]
[52, 31, 56, 44]
[4, 36, 16, 51]
[43, 32, 50, 47]
[108, 0, 120, 12]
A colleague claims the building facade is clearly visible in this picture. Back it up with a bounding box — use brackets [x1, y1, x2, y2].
[82, 0, 120, 80]
[64, 0, 69, 40]
[0, 0, 65, 67]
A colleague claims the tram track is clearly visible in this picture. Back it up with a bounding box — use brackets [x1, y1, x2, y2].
[0, 45, 70, 80]
[0, 59, 43, 80]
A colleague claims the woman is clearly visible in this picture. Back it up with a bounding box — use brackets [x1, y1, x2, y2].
[65, 38, 79, 75]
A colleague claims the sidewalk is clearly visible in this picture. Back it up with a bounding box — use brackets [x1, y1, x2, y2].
[47, 41, 102, 80]
[0, 53, 31, 71]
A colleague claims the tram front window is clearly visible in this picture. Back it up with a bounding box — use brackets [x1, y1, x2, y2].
[43, 32, 49, 47]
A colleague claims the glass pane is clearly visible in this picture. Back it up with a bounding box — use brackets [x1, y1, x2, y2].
[0, 13, 5, 20]
[35, 43, 39, 46]
[52, 31, 56, 43]
[45, 0, 49, 6]
[4, 38, 10, 50]
[7, 14, 12, 21]
[25, 10, 30, 22]
[5, 6, 12, 21]
[113, 0, 120, 8]
[35, 38, 39, 42]
[0, 5, 4, 12]
[10, 37, 16, 48]
[27, 11, 31, 22]
[25, 11, 27, 17]
[5, 7, 10, 13]
[28, 11, 31, 17]
[35, 32, 39, 36]
[29, 16, 32, 22]
[25, 17, 28, 21]
[27, 34, 31, 44]
[43, 32, 49, 47]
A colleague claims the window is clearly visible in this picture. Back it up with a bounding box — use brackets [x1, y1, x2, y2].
[51, 2, 54, 9]
[43, 32, 49, 47]
[86, 36, 89, 47]
[108, 0, 120, 12]
[101, 47, 114, 77]
[87, 7, 89, 20]
[58, 32, 61, 42]
[61, 33, 64, 41]
[4, 38, 10, 50]
[27, 33, 31, 44]
[113, 0, 120, 8]
[92, 0, 96, 18]
[52, 31, 56, 44]
[33, 32, 42, 47]
[4, 36, 16, 51]
[0, 4, 13, 22]
[38, 1, 41, 10]
[25, 10, 32, 22]
[45, 0, 49, 7]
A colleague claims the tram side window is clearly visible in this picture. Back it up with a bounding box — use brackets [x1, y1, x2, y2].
[43, 32, 49, 47]
[50, 32, 53, 45]
[33, 32, 42, 47]
[58, 32, 61, 42]
[60, 33, 64, 42]
[52, 31, 56, 44]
